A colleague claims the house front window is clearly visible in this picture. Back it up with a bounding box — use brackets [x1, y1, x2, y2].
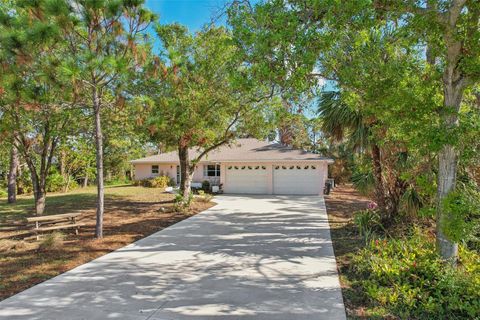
[203, 164, 220, 177]
[151, 165, 159, 174]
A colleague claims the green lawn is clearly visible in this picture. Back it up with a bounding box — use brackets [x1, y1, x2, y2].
[0, 184, 170, 219]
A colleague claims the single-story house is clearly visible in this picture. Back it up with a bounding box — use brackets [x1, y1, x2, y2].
[130, 138, 334, 195]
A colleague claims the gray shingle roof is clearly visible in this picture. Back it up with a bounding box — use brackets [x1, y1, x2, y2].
[131, 138, 333, 163]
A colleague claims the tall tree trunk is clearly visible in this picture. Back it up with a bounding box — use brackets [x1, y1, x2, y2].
[28, 167, 46, 215]
[93, 87, 104, 239]
[83, 172, 89, 188]
[371, 144, 386, 212]
[178, 146, 194, 202]
[7, 141, 19, 204]
[436, 23, 466, 261]
[436, 83, 463, 262]
[59, 149, 66, 177]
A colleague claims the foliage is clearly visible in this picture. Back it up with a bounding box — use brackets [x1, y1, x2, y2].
[105, 178, 131, 186]
[174, 191, 194, 212]
[46, 172, 78, 193]
[201, 180, 210, 192]
[196, 190, 213, 203]
[135, 176, 172, 189]
[16, 169, 33, 195]
[142, 24, 274, 201]
[441, 190, 480, 244]
[0, 0, 80, 213]
[400, 186, 424, 217]
[351, 229, 480, 319]
[353, 209, 383, 243]
[351, 167, 374, 196]
[228, 0, 480, 259]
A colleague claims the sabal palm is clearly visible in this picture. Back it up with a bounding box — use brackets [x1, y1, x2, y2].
[318, 91, 389, 216]
[317, 91, 369, 151]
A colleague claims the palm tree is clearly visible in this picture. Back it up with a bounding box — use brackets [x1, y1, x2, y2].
[318, 91, 388, 215]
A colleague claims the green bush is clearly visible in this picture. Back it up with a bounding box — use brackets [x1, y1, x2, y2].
[351, 167, 374, 196]
[202, 180, 210, 192]
[174, 191, 194, 212]
[197, 190, 213, 203]
[0, 188, 7, 198]
[46, 172, 64, 192]
[105, 178, 131, 186]
[350, 229, 480, 319]
[17, 170, 33, 194]
[46, 172, 78, 192]
[353, 209, 383, 243]
[135, 176, 172, 189]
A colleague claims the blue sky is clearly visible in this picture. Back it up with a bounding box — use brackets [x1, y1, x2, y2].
[145, 0, 228, 32]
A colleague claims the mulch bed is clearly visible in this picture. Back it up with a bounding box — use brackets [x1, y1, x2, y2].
[324, 184, 371, 319]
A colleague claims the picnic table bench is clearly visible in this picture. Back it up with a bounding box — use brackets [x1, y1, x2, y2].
[25, 213, 84, 240]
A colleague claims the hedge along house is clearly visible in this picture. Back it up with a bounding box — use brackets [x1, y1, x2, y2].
[131, 138, 334, 195]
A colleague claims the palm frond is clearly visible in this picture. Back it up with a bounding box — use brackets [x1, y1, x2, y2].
[318, 91, 369, 149]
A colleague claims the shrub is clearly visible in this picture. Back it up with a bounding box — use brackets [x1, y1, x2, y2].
[149, 176, 171, 188]
[174, 191, 194, 212]
[38, 232, 65, 251]
[400, 186, 423, 217]
[0, 188, 7, 198]
[168, 177, 176, 187]
[135, 176, 171, 189]
[17, 170, 33, 194]
[441, 190, 480, 244]
[353, 209, 383, 242]
[350, 229, 480, 319]
[46, 172, 65, 192]
[197, 190, 213, 203]
[46, 173, 78, 192]
[105, 178, 131, 186]
[202, 180, 210, 192]
[351, 168, 374, 196]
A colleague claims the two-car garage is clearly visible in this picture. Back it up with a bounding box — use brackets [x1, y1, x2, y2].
[132, 139, 333, 196]
[223, 163, 326, 195]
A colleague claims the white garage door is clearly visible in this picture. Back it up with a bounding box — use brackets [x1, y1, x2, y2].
[224, 165, 269, 194]
[273, 164, 322, 195]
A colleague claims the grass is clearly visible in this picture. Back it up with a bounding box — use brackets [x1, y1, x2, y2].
[0, 185, 215, 301]
[324, 184, 372, 319]
[0, 184, 168, 218]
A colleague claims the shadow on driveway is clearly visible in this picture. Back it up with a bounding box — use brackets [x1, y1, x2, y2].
[0, 195, 346, 320]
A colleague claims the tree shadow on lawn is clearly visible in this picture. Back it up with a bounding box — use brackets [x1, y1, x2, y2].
[0, 198, 211, 301]
[0, 189, 175, 222]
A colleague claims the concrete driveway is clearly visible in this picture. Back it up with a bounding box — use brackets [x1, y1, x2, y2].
[0, 195, 346, 320]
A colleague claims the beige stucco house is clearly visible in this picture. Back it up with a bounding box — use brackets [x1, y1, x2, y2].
[131, 138, 333, 195]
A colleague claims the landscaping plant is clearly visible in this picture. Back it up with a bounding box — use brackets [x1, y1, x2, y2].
[351, 229, 480, 319]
